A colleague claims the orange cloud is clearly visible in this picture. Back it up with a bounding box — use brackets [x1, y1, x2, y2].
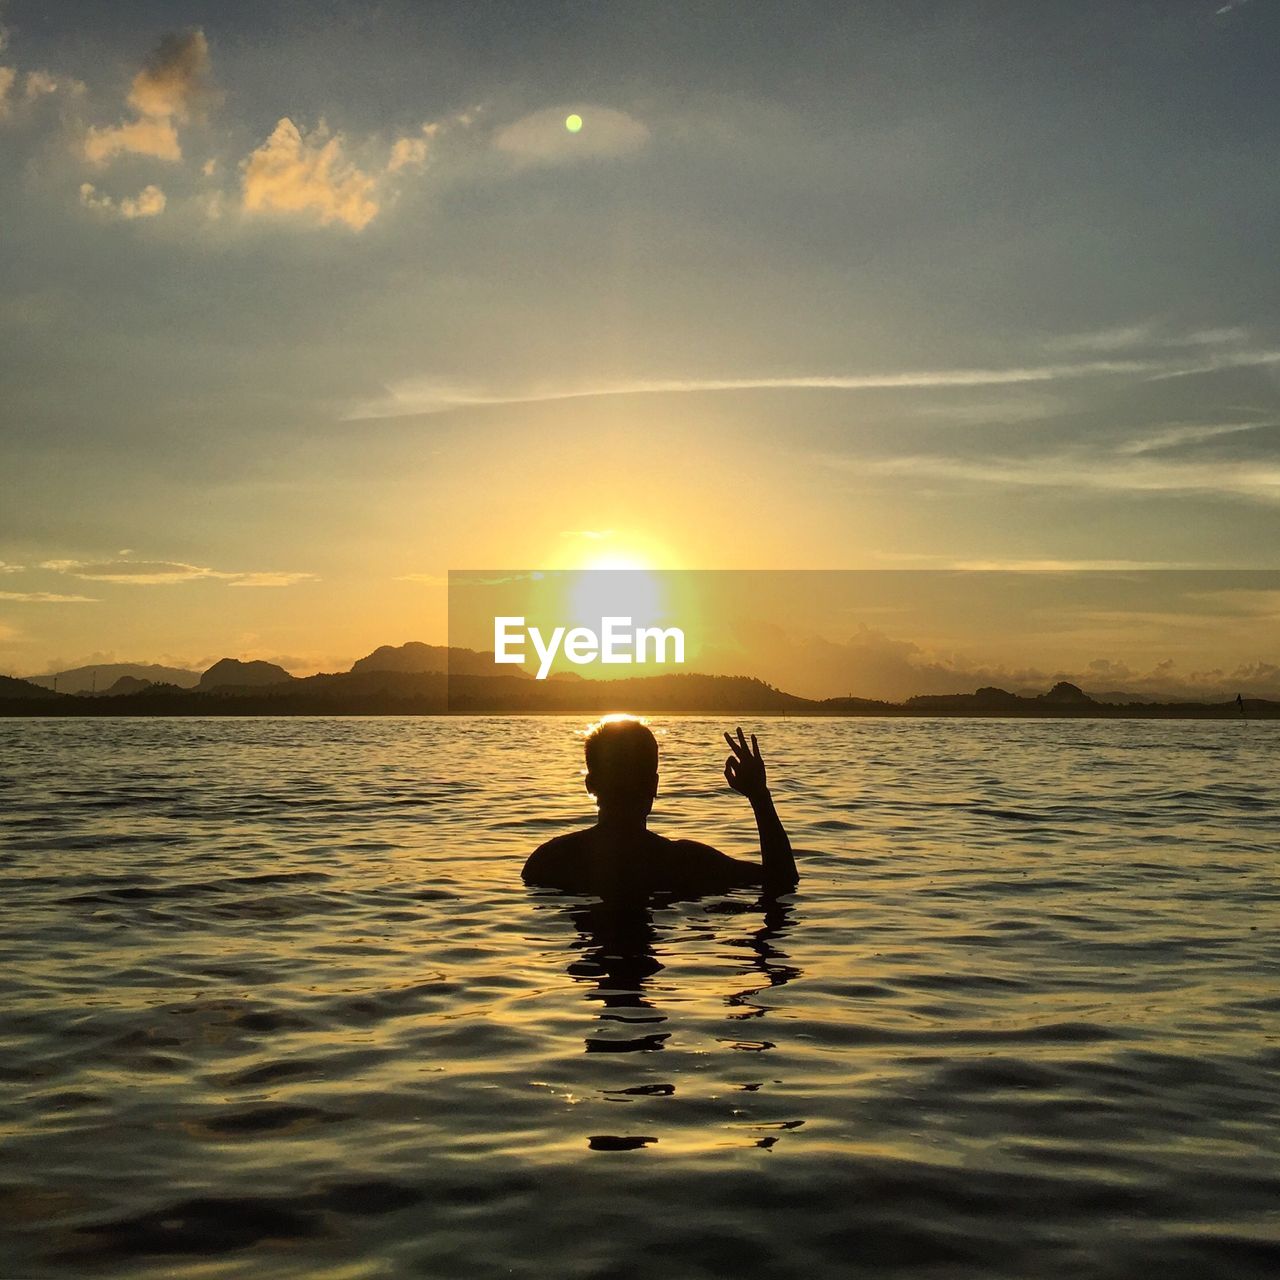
[83, 29, 208, 165]
[80, 182, 167, 219]
[387, 135, 427, 173]
[126, 30, 209, 120]
[42, 558, 314, 586]
[241, 118, 379, 230]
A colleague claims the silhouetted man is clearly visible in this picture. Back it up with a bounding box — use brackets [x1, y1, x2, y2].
[522, 718, 797, 897]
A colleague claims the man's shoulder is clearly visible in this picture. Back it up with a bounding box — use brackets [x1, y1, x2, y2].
[667, 836, 730, 864]
[523, 830, 591, 882]
[664, 836, 763, 887]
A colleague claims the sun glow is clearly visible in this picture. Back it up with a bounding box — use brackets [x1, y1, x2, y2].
[553, 530, 680, 573]
[581, 552, 652, 571]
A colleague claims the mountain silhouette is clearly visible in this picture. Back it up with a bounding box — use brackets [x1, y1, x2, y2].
[1038, 681, 1094, 704]
[99, 675, 154, 696]
[350, 641, 531, 678]
[197, 658, 295, 691]
[28, 662, 200, 694]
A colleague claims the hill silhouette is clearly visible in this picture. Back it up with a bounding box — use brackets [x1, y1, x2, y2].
[350, 641, 530, 678]
[0, 674, 59, 700]
[100, 675, 154, 696]
[197, 658, 295, 691]
[28, 662, 200, 694]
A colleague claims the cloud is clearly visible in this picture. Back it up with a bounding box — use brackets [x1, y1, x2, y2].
[387, 122, 437, 173]
[24, 69, 62, 100]
[80, 182, 166, 219]
[494, 104, 649, 165]
[84, 117, 179, 164]
[83, 29, 209, 165]
[126, 30, 209, 121]
[0, 65, 14, 119]
[241, 118, 379, 230]
[350, 356, 1225, 419]
[0, 560, 23, 574]
[857, 450, 1280, 503]
[946, 558, 1213, 571]
[226, 572, 316, 588]
[0, 590, 97, 603]
[1114, 421, 1269, 455]
[42, 558, 314, 586]
[701, 620, 1280, 702]
[1046, 324, 1252, 354]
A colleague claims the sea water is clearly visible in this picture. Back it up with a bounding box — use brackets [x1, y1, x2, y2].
[1, 716, 1277, 1278]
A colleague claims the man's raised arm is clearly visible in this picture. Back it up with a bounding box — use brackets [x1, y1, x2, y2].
[723, 727, 798, 893]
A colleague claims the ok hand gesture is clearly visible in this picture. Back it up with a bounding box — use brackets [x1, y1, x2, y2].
[723, 726, 769, 804]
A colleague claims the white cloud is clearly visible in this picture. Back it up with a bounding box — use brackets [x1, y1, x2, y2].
[1047, 324, 1157, 353]
[80, 182, 167, 219]
[495, 104, 649, 165]
[1114, 421, 1270, 455]
[83, 29, 209, 166]
[348, 359, 1176, 419]
[1046, 324, 1252, 354]
[241, 118, 379, 230]
[351, 345, 1280, 421]
[855, 450, 1280, 504]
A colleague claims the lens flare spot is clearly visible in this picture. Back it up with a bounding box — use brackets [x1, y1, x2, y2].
[565, 113, 583, 134]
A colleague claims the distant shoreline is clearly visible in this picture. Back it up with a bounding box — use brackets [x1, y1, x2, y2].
[4, 661, 1275, 720]
[2, 699, 1274, 721]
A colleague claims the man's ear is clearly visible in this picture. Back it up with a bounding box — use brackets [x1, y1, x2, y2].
[584, 772, 596, 799]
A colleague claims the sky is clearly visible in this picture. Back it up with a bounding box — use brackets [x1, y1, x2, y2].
[1, 0, 1278, 689]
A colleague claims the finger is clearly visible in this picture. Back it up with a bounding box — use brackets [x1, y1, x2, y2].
[736, 726, 749, 755]
[751, 733, 760, 759]
[724, 760, 736, 783]
[724, 731, 745, 758]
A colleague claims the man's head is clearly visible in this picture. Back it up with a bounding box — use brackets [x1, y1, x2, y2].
[584, 717, 659, 818]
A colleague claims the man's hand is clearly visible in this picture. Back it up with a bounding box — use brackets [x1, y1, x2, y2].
[724, 726, 796, 890]
[724, 726, 769, 804]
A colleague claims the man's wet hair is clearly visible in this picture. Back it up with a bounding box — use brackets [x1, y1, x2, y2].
[584, 718, 658, 803]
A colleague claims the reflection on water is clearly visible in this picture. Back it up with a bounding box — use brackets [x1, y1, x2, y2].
[557, 893, 798, 1065]
[1, 715, 1278, 1279]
